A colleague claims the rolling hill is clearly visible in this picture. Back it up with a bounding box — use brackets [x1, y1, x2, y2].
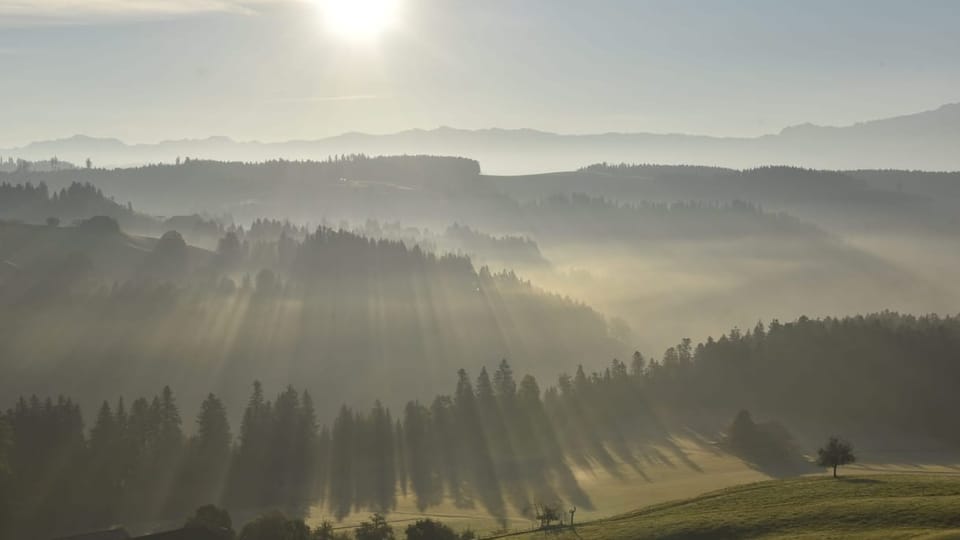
[508, 475, 960, 539]
[0, 219, 626, 425]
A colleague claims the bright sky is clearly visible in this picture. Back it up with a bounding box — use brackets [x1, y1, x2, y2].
[1, 0, 958, 146]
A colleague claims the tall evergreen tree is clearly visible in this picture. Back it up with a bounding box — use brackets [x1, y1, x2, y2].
[403, 401, 440, 511]
[185, 394, 232, 508]
[231, 381, 273, 508]
[455, 369, 505, 521]
[328, 405, 355, 520]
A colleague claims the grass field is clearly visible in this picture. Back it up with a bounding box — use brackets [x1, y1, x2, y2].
[306, 434, 960, 538]
[506, 474, 960, 539]
[306, 435, 771, 534]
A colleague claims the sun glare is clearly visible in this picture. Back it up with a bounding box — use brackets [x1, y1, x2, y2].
[319, 0, 400, 41]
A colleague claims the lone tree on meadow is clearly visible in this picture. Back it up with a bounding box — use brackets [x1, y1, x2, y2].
[817, 436, 855, 478]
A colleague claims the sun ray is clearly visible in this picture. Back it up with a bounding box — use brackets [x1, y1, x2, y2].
[318, 0, 400, 42]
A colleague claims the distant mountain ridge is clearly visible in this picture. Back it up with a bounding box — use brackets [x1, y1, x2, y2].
[2, 103, 959, 173]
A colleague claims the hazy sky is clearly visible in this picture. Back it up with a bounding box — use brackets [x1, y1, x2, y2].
[1, 0, 958, 146]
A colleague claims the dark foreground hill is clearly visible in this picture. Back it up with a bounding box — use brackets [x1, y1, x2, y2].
[510, 475, 960, 539]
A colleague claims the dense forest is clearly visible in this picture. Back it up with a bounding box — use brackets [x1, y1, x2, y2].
[493, 164, 960, 236]
[10, 156, 934, 237]
[0, 218, 622, 424]
[4, 158, 960, 539]
[3, 312, 960, 539]
[7, 6, 959, 539]
[646, 313, 960, 444]
[0, 358, 623, 538]
[0, 181, 150, 230]
[0, 180, 226, 246]
[8, 158, 953, 358]
[0, 155, 488, 226]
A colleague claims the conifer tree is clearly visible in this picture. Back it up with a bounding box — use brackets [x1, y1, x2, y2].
[328, 405, 355, 520]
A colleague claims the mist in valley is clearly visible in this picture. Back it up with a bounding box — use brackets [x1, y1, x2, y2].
[3, 1, 960, 539]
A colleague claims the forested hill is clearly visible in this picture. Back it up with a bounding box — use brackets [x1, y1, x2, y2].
[3, 156, 904, 238]
[0, 181, 154, 230]
[490, 164, 960, 235]
[644, 312, 960, 446]
[5, 312, 960, 538]
[0, 180, 229, 246]
[0, 219, 624, 424]
[1, 155, 486, 225]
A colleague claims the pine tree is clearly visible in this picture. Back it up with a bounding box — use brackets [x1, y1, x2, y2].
[370, 401, 396, 512]
[404, 401, 440, 511]
[89, 401, 123, 522]
[231, 381, 272, 507]
[328, 405, 354, 520]
[393, 419, 407, 497]
[152, 387, 185, 516]
[188, 394, 232, 507]
[272, 386, 302, 505]
[455, 369, 505, 520]
[299, 390, 319, 504]
[315, 426, 332, 505]
[493, 359, 516, 400]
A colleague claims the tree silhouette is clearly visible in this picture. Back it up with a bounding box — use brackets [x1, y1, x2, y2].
[817, 437, 855, 478]
[237, 511, 311, 540]
[0, 415, 12, 535]
[184, 394, 232, 509]
[404, 519, 458, 540]
[355, 513, 394, 540]
[185, 504, 235, 539]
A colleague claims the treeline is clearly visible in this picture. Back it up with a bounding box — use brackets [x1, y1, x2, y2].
[0, 181, 146, 228]
[0, 357, 656, 539]
[2, 155, 485, 224]
[0, 156, 76, 173]
[521, 193, 823, 243]
[354, 220, 546, 268]
[645, 312, 960, 444]
[5, 312, 960, 538]
[0, 220, 622, 441]
[0, 181, 228, 245]
[443, 223, 547, 266]
[527, 163, 914, 210]
[0, 384, 314, 539]
[575, 163, 881, 202]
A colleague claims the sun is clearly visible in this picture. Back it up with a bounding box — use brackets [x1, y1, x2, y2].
[319, 0, 401, 41]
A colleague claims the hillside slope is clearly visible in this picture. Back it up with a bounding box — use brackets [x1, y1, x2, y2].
[511, 475, 960, 539]
[0, 221, 625, 424]
[0, 221, 212, 283]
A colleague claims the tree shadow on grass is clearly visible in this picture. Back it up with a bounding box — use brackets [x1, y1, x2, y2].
[836, 477, 883, 484]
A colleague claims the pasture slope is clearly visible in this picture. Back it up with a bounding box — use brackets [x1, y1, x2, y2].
[308, 435, 960, 538]
[508, 474, 960, 540]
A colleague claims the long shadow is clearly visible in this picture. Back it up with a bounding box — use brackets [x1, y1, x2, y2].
[550, 460, 595, 510]
[837, 477, 883, 484]
[659, 437, 704, 473]
[679, 426, 725, 457]
[726, 440, 817, 478]
[641, 445, 676, 469]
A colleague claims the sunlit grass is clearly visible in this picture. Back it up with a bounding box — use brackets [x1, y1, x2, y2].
[304, 435, 771, 535]
[510, 474, 960, 539]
